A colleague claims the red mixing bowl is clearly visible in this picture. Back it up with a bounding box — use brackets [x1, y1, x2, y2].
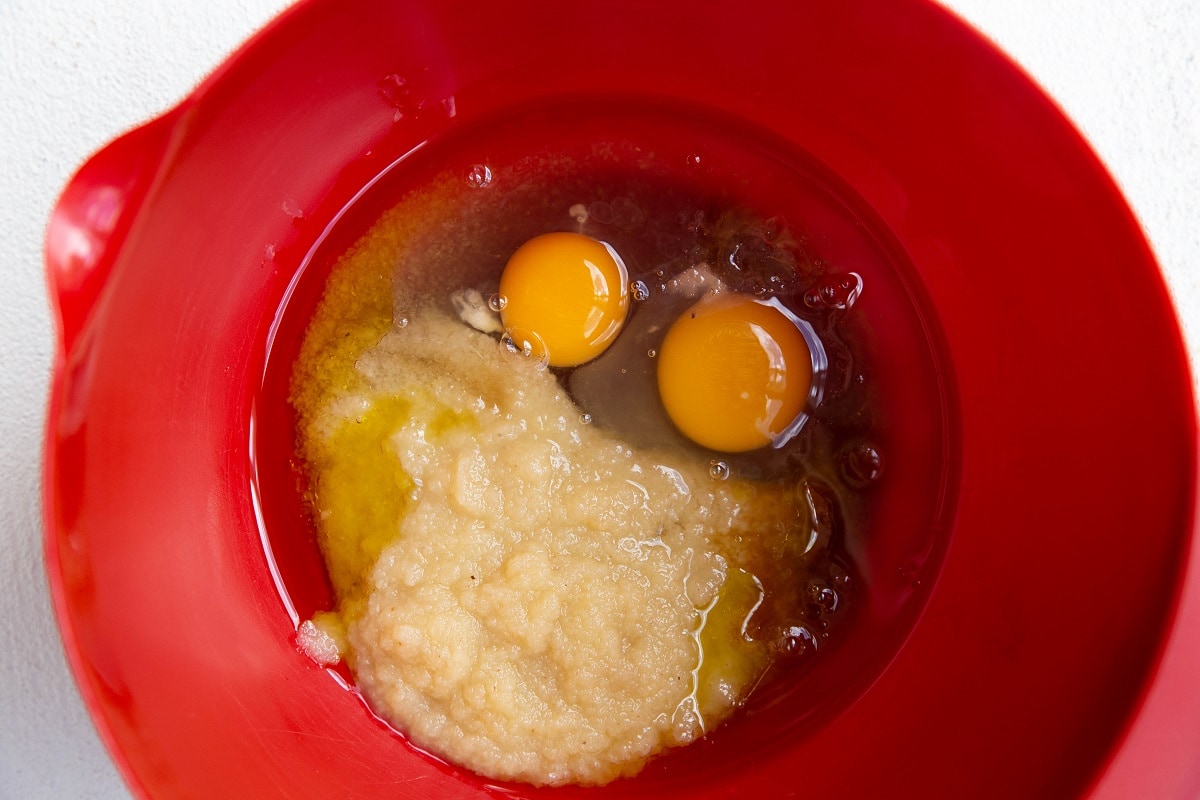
[43, 0, 1199, 798]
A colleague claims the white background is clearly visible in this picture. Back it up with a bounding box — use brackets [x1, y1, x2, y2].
[0, 1, 1196, 797]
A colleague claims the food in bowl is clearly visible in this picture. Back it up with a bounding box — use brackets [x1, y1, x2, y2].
[269, 104, 952, 788]
[46, 0, 1197, 794]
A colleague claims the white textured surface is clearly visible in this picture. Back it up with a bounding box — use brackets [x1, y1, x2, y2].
[0, 1, 1195, 798]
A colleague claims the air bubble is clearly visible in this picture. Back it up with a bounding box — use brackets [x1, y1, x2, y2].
[396, 316, 409, 328]
[487, 293, 508, 312]
[708, 461, 731, 481]
[630, 280, 650, 301]
[840, 441, 883, 487]
[579, 413, 592, 425]
[773, 624, 818, 658]
[587, 201, 613, 224]
[803, 272, 863, 310]
[686, 153, 702, 167]
[807, 581, 839, 612]
[610, 197, 644, 228]
[465, 164, 493, 189]
[647, 349, 657, 358]
[500, 327, 549, 368]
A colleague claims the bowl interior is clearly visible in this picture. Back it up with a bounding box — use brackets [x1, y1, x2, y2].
[44, 0, 1197, 798]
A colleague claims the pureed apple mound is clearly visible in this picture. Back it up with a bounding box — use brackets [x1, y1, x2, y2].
[258, 101, 958, 789]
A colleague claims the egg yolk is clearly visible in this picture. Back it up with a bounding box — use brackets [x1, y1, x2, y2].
[498, 232, 630, 368]
[657, 294, 812, 453]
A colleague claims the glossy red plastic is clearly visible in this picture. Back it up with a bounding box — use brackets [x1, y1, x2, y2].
[43, 1, 1199, 798]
